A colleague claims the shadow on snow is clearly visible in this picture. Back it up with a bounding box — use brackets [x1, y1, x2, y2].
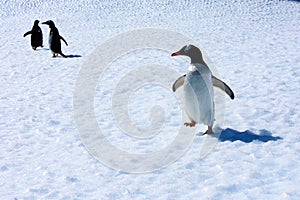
[35, 48, 82, 58]
[218, 128, 282, 143]
[52, 54, 82, 58]
[64, 54, 82, 58]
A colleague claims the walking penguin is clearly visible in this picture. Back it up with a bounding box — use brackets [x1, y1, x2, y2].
[42, 20, 68, 58]
[171, 45, 234, 134]
[23, 20, 43, 50]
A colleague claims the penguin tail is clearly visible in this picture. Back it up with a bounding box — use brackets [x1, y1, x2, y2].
[60, 52, 68, 58]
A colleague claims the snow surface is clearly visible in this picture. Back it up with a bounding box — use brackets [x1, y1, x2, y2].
[1, 0, 300, 199]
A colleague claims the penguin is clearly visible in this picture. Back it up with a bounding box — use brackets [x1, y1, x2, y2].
[23, 20, 43, 50]
[171, 45, 234, 134]
[42, 20, 68, 58]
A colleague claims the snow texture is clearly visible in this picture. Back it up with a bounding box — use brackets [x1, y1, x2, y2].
[1, 0, 300, 199]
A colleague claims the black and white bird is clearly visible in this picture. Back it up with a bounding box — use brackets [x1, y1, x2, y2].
[172, 45, 234, 134]
[42, 20, 68, 58]
[23, 20, 43, 50]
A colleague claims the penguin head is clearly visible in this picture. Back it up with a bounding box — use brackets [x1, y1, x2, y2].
[42, 20, 55, 28]
[171, 45, 201, 57]
[171, 44, 204, 64]
[34, 20, 40, 25]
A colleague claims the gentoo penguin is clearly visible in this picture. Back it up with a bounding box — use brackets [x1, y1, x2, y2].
[23, 20, 43, 50]
[172, 45, 234, 134]
[42, 20, 68, 58]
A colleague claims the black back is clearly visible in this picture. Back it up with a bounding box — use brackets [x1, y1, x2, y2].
[24, 20, 43, 49]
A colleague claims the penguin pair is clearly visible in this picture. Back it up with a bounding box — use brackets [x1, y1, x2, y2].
[24, 20, 68, 57]
[172, 45, 234, 135]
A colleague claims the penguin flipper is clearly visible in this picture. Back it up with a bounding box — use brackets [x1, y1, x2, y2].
[60, 36, 68, 46]
[212, 75, 235, 99]
[173, 74, 235, 99]
[172, 74, 186, 92]
[23, 31, 32, 37]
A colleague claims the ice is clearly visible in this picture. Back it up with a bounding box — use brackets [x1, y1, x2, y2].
[1, 0, 300, 199]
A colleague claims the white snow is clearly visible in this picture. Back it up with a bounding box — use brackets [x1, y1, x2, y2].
[1, 0, 300, 199]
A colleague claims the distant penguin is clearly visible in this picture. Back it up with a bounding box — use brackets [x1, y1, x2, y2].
[23, 20, 43, 50]
[42, 20, 68, 58]
[172, 45, 234, 134]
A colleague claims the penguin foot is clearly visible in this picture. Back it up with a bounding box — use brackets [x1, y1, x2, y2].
[184, 121, 196, 127]
[204, 126, 213, 135]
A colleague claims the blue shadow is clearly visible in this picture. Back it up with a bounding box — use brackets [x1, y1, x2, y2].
[66, 54, 82, 58]
[219, 128, 282, 143]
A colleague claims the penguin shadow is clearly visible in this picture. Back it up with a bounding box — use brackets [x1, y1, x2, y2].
[218, 128, 282, 143]
[53, 54, 82, 58]
[65, 54, 82, 58]
[32, 48, 82, 58]
[33, 47, 81, 58]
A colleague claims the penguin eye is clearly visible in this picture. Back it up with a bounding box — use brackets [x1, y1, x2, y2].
[184, 45, 192, 52]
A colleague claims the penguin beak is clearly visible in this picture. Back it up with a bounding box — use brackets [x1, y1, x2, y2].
[42, 21, 48, 25]
[171, 52, 179, 56]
